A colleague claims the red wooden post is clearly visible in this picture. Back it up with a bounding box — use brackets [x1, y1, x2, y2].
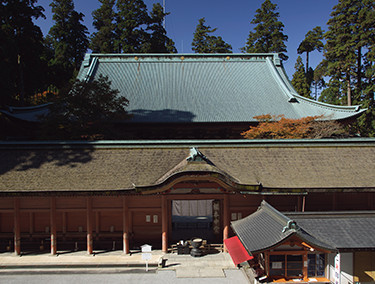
[86, 197, 93, 254]
[161, 195, 168, 253]
[123, 197, 130, 254]
[50, 197, 57, 255]
[14, 198, 21, 256]
[223, 194, 229, 252]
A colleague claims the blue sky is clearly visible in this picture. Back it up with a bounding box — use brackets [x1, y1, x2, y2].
[34, 0, 338, 79]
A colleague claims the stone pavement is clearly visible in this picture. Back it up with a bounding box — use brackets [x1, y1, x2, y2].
[161, 251, 236, 278]
[0, 250, 163, 274]
[0, 250, 240, 279]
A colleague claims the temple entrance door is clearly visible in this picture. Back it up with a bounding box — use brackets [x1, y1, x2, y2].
[171, 200, 219, 243]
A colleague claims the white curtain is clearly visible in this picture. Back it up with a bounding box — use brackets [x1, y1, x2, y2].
[172, 200, 213, 217]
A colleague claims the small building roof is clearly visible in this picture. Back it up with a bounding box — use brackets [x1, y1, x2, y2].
[1, 138, 374, 193]
[0, 104, 51, 122]
[231, 200, 335, 253]
[76, 53, 364, 123]
[286, 211, 375, 250]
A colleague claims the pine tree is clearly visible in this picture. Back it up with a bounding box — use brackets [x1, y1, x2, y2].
[297, 27, 324, 73]
[0, 0, 47, 105]
[90, 0, 116, 53]
[355, 0, 375, 136]
[318, 79, 347, 106]
[242, 0, 288, 61]
[115, 0, 149, 53]
[148, 3, 176, 53]
[192, 18, 232, 53]
[291, 56, 312, 99]
[324, 0, 374, 106]
[48, 0, 89, 87]
[209, 36, 232, 53]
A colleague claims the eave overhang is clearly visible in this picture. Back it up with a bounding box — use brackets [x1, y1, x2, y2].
[136, 171, 261, 195]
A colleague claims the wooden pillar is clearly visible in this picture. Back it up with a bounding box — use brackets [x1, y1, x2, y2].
[161, 195, 168, 253]
[14, 198, 21, 256]
[223, 194, 229, 252]
[86, 197, 93, 254]
[297, 196, 302, 212]
[50, 197, 57, 255]
[122, 197, 130, 254]
[303, 253, 308, 280]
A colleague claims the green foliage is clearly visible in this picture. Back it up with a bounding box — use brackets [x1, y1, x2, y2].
[242, 0, 288, 61]
[40, 75, 130, 140]
[115, 0, 149, 53]
[91, 0, 176, 53]
[148, 3, 177, 53]
[297, 26, 324, 73]
[192, 18, 232, 53]
[0, 0, 48, 106]
[48, 0, 89, 88]
[324, 0, 373, 103]
[319, 0, 375, 135]
[318, 79, 347, 105]
[90, 0, 117, 53]
[291, 56, 312, 99]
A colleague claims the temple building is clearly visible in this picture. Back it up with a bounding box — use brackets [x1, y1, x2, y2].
[0, 54, 374, 282]
[232, 201, 375, 284]
[1, 54, 364, 139]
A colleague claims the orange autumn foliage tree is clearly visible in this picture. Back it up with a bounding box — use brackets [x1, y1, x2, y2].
[241, 114, 347, 139]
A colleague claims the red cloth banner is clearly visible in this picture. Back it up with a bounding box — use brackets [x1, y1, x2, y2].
[224, 236, 253, 265]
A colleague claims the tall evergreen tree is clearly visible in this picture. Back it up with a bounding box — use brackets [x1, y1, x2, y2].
[321, 0, 375, 136]
[115, 0, 149, 53]
[90, 0, 116, 53]
[242, 0, 288, 61]
[297, 27, 324, 73]
[148, 3, 177, 53]
[48, 0, 89, 88]
[324, 0, 374, 106]
[0, 0, 47, 106]
[192, 18, 232, 53]
[291, 56, 312, 99]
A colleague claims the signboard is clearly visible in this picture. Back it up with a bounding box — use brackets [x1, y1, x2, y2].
[141, 244, 152, 271]
[334, 253, 341, 284]
[142, 253, 152, 260]
[141, 244, 152, 252]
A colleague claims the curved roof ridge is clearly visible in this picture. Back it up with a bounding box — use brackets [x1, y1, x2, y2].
[153, 148, 243, 186]
[266, 57, 364, 115]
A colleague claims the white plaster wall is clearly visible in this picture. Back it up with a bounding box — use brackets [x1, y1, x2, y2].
[327, 253, 354, 284]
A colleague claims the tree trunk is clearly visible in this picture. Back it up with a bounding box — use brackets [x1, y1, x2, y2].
[357, 46, 362, 97]
[347, 73, 352, 106]
[306, 52, 309, 73]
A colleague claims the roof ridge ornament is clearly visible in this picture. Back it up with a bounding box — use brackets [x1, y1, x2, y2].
[282, 220, 299, 233]
[187, 147, 206, 162]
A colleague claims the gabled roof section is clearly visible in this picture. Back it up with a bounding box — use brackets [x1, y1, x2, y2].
[286, 211, 375, 250]
[77, 53, 364, 123]
[231, 201, 335, 253]
[138, 147, 259, 194]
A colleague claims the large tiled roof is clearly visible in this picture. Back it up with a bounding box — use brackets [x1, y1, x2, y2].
[286, 211, 375, 250]
[0, 139, 374, 193]
[231, 201, 334, 253]
[77, 53, 364, 123]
